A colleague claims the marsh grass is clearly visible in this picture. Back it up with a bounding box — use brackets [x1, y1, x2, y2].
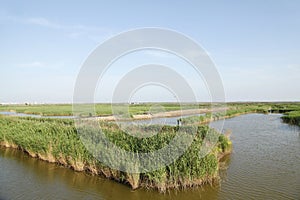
[282, 111, 300, 126]
[180, 103, 300, 125]
[0, 115, 231, 192]
[0, 103, 204, 117]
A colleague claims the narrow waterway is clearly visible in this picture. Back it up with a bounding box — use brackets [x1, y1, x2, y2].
[0, 114, 299, 199]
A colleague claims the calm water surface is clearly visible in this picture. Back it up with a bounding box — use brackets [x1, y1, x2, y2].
[0, 114, 299, 199]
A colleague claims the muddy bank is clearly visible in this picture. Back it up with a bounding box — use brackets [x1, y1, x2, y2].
[0, 139, 231, 192]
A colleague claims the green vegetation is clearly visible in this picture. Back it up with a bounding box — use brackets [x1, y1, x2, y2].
[1, 102, 300, 127]
[282, 111, 300, 126]
[2, 102, 299, 191]
[0, 115, 231, 192]
[180, 103, 267, 125]
[0, 103, 204, 117]
[1, 102, 300, 117]
[179, 102, 300, 125]
[0, 104, 74, 116]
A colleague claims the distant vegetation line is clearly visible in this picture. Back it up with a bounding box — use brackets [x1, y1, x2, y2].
[1, 102, 300, 127]
[0, 103, 204, 117]
[179, 102, 300, 127]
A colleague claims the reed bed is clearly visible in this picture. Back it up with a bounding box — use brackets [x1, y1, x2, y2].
[179, 104, 268, 125]
[282, 111, 300, 126]
[179, 103, 300, 125]
[0, 115, 231, 192]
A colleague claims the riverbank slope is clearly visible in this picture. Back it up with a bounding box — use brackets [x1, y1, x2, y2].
[0, 116, 231, 192]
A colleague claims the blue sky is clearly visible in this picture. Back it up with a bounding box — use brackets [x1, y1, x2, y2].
[1, 1, 300, 103]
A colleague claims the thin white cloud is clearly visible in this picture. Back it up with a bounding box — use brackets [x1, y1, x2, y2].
[16, 61, 65, 69]
[1, 15, 114, 42]
[26, 17, 62, 29]
[17, 61, 46, 68]
[142, 49, 211, 59]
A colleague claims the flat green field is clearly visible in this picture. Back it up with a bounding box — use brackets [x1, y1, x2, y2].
[0, 103, 206, 116]
[1, 102, 300, 127]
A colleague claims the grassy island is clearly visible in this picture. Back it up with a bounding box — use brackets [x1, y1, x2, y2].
[0, 115, 231, 192]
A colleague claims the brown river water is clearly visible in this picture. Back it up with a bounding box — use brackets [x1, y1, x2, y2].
[0, 114, 299, 199]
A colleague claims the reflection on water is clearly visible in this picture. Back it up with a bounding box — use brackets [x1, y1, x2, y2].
[0, 114, 299, 199]
[0, 147, 220, 200]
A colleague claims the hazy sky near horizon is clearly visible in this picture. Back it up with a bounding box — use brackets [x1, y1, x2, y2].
[1, 1, 300, 103]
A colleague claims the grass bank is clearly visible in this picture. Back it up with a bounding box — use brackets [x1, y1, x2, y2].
[179, 104, 268, 125]
[0, 115, 231, 192]
[179, 103, 300, 125]
[282, 111, 300, 126]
